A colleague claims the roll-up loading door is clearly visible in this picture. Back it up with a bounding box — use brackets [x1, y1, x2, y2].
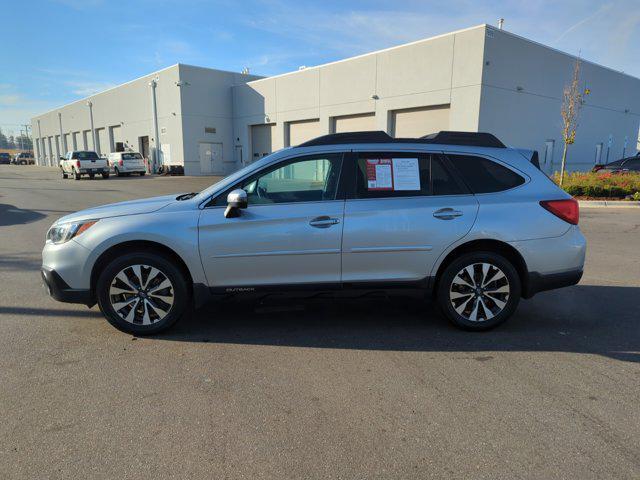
[251, 123, 276, 161]
[287, 119, 321, 146]
[332, 113, 376, 133]
[391, 105, 450, 138]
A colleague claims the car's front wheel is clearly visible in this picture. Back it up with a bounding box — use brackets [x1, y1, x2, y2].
[96, 252, 190, 335]
[437, 252, 521, 331]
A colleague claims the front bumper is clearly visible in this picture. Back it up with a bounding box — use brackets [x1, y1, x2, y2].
[41, 267, 94, 306]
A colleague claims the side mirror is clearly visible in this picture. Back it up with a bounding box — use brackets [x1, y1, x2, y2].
[224, 189, 248, 218]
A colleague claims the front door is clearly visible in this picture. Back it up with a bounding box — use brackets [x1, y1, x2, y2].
[341, 151, 478, 283]
[198, 153, 345, 288]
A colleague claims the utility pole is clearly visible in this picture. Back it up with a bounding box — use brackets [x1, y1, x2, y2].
[87, 100, 97, 152]
[149, 77, 161, 173]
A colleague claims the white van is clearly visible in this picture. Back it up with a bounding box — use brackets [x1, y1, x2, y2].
[108, 152, 147, 176]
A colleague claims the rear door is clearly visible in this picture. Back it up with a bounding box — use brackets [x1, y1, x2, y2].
[341, 151, 478, 284]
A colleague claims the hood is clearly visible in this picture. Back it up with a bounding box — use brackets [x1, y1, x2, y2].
[55, 193, 181, 224]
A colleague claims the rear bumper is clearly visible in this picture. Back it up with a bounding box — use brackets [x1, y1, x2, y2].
[41, 267, 94, 306]
[523, 268, 583, 299]
[79, 167, 109, 173]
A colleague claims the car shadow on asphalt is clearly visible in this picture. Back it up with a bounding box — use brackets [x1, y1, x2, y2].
[152, 284, 639, 363]
[0, 204, 47, 226]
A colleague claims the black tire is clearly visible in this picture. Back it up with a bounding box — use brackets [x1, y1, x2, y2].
[96, 252, 190, 335]
[61, 169, 68, 179]
[139, 171, 146, 176]
[74, 169, 81, 180]
[102, 172, 110, 179]
[436, 251, 521, 331]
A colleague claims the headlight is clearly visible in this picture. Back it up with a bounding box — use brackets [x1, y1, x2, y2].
[46, 220, 98, 244]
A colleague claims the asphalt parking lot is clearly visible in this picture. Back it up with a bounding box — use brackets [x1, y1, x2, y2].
[1, 165, 639, 479]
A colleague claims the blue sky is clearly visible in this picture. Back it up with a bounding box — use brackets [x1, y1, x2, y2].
[1, 0, 639, 134]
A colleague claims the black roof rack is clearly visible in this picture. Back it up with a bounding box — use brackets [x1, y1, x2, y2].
[298, 130, 506, 148]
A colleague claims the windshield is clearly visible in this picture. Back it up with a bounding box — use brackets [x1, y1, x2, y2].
[72, 151, 99, 160]
[193, 150, 287, 203]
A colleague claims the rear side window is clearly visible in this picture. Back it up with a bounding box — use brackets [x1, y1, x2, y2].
[447, 155, 525, 193]
[354, 153, 466, 198]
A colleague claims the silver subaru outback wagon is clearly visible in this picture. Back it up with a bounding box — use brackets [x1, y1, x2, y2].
[41, 131, 586, 334]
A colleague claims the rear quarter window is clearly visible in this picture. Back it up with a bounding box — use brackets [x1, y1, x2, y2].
[446, 154, 525, 193]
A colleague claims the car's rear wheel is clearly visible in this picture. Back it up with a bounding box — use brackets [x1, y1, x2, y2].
[61, 168, 68, 179]
[96, 252, 189, 335]
[74, 169, 81, 180]
[437, 252, 521, 331]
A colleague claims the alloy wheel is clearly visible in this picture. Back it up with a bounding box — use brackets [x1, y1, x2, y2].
[449, 263, 510, 322]
[109, 264, 175, 325]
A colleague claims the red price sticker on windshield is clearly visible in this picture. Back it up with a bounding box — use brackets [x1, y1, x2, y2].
[366, 159, 393, 190]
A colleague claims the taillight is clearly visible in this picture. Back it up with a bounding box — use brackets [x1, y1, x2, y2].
[119, 159, 123, 166]
[76, 160, 81, 168]
[540, 199, 579, 225]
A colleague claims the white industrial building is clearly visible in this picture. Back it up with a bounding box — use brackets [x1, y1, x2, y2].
[32, 24, 640, 176]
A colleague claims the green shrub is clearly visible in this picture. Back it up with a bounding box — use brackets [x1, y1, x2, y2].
[553, 172, 640, 198]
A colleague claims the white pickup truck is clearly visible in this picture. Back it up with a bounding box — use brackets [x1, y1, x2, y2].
[60, 151, 110, 180]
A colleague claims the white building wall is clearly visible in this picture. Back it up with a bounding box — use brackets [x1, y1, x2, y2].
[479, 26, 640, 172]
[31, 65, 184, 169]
[233, 26, 486, 165]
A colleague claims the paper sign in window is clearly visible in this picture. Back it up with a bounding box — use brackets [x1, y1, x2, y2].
[366, 159, 393, 190]
[392, 158, 420, 190]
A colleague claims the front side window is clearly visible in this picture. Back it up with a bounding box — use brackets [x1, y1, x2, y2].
[214, 154, 343, 206]
[354, 153, 466, 199]
[446, 155, 525, 193]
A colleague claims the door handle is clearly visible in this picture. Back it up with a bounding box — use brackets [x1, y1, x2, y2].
[309, 216, 340, 228]
[433, 208, 463, 220]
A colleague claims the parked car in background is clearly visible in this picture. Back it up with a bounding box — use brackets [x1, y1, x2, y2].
[60, 151, 110, 180]
[108, 152, 147, 176]
[0, 153, 11, 164]
[42, 131, 586, 335]
[592, 153, 640, 173]
[12, 152, 35, 165]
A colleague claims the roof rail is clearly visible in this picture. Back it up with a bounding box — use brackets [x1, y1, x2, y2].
[298, 130, 506, 148]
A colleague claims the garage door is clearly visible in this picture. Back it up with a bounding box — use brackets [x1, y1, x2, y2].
[63, 134, 70, 154]
[96, 128, 107, 155]
[251, 123, 276, 161]
[391, 105, 450, 138]
[72, 132, 80, 150]
[333, 113, 376, 133]
[287, 119, 321, 146]
[83, 130, 93, 150]
[109, 125, 122, 152]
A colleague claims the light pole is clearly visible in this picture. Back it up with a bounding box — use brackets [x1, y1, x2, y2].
[37, 119, 44, 165]
[58, 112, 67, 156]
[149, 78, 161, 173]
[87, 100, 97, 152]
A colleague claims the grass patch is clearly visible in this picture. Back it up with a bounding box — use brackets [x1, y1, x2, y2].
[553, 171, 640, 199]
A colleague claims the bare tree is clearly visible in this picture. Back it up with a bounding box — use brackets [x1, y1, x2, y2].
[559, 58, 584, 186]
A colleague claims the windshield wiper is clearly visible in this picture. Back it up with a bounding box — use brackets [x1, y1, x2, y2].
[176, 192, 197, 201]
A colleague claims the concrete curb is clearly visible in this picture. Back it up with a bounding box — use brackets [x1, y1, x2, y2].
[579, 200, 640, 208]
